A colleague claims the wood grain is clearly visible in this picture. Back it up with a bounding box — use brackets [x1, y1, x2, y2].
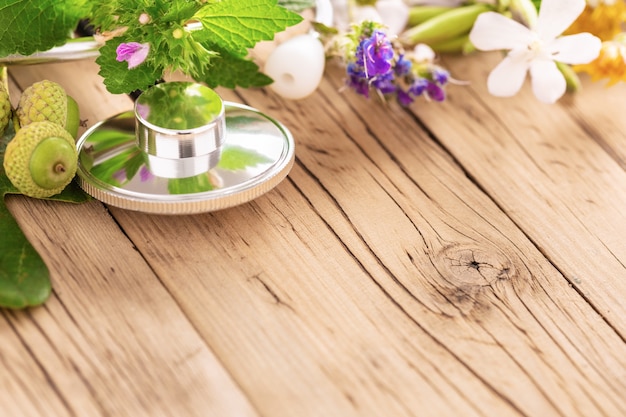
[5, 63, 257, 417]
[3, 55, 626, 417]
[413, 52, 626, 337]
[233, 70, 626, 416]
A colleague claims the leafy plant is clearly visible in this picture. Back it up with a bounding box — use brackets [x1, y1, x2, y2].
[0, 0, 304, 94]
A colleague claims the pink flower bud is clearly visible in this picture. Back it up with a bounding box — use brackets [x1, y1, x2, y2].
[116, 42, 150, 69]
[139, 13, 150, 24]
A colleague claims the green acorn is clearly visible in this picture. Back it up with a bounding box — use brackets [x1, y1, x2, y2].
[0, 82, 10, 135]
[16, 80, 67, 128]
[3, 121, 78, 198]
[16, 80, 81, 140]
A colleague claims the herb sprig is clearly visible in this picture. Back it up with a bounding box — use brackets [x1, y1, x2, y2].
[0, 0, 304, 94]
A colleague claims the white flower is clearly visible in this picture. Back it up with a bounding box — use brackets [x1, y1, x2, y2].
[469, 0, 602, 103]
[413, 44, 436, 62]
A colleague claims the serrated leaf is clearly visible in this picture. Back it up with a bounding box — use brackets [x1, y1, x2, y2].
[193, 0, 303, 57]
[218, 145, 273, 171]
[199, 43, 272, 89]
[96, 38, 164, 94]
[0, 0, 89, 57]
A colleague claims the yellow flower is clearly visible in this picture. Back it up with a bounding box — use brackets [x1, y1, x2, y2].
[574, 34, 626, 85]
[566, 0, 626, 41]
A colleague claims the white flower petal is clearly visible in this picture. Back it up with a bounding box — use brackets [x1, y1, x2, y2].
[469, 12, 534, 51]
[536, 0, 586, 40]
[413, 44, 436, 62]
[529, 59, 566, 103]
[376, 0, 409, 36]
[487, 51, 532, 97]
[549, 33, 602, 64]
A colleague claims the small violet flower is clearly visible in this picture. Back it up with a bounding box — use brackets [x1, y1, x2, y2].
[357, 30, 394, 76]
[469, 0, 602, 103]
[116, 42, 150, 69]
[341, 23, 451, 106]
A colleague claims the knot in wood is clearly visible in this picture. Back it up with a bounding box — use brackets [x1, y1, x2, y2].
[429, 244, 519, 315]
[435, 244, 515, 289]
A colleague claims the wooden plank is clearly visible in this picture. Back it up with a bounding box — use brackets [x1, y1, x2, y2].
[0, 310, 72, 417]
[4, 63, 258, 417]
[565, 71, 626, 168]
[412, 52, 626, 337]
[105, 67, 625, 416]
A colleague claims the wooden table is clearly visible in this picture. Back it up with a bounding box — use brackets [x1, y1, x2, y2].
[2, 52, 626, 417]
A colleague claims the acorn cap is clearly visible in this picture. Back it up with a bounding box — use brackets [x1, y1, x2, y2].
[16, 80, 67, 128]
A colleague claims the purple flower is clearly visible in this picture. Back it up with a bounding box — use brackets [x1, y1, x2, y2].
[116, 42, 150, 69]
[432, 68, 450, 85]
[397, 89, 414, 106]
[410, 78, 429, 96]
[426, 82, 446, 101]
[371, 72, 396, 95]
[348, 75, 370, 98]
[357, 30, 394, 77]
[341, 23, 451, 106]
[395, 55, 412, 76]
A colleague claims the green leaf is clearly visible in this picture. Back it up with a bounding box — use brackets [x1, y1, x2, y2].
[198, 43, 272, 89]
[96, 38, 164, 94]
[0, 200, 50, 309]
[218, 145, 273, 171]
[193, 0, 303, 57]
[0, 0, 89, 57]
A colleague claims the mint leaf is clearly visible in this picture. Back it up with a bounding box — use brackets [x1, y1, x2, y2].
[218, 145, 273, 171]
[199, 43, 272, 89]
[0, 0, 89, 57]
[193, 0, 303, 57]
[96, 38, 164, 94]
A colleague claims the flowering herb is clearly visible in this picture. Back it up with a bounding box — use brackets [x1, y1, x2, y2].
[330, 21, 452, 106]
[469, 0, 602, 103]
[394, 0, 626, 102]
[116, 42, 150, 69]
[0, 0, 303, 94]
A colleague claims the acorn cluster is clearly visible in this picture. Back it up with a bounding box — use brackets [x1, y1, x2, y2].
[1, 80, 80, 198]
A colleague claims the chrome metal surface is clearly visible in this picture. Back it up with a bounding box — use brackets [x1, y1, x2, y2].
[0, 38, 101, 65]
[76, 102, 295, 214]
[135, 82, 226, 178]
